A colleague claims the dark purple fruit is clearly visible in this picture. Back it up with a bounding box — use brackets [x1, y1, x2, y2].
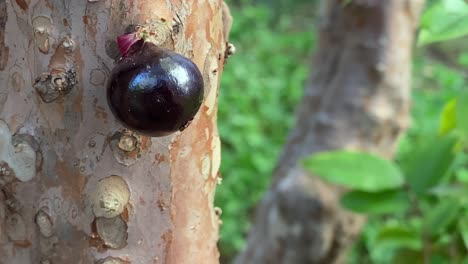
[107, 42, 204, 137]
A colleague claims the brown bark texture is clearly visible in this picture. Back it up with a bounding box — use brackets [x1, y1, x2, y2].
[235, 0, 424, 263]
[0, 0, 231, 263]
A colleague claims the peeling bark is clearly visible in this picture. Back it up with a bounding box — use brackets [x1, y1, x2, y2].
[235, 1, 424, 263]
[0, 0, 230, 263]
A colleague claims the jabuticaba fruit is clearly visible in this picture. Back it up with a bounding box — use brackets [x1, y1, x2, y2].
[107, 42, 204, 137]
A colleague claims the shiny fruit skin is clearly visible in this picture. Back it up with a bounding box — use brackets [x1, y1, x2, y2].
[107, 42, 204, 137]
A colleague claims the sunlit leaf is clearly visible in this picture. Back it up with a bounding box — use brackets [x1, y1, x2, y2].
[456, 169, 468, 183]
[302, 151, 404, 192]
[439, 98, 456, 135]
[419, 0, 468, 45]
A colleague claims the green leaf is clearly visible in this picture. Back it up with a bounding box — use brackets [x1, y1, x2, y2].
[429, 254, 451, 264]
[424, 199, 461, 236]
[418, 0, 468, 46]
[456, 169, 468, 183]
[405, 135, 457, 195]
[439, 98, 456, 135]
[459, 216, 468, 250]
[375, 225, 422, 250]
[341, 189, 409, 214]
[301, 151, 404, 192]
[456, 91, 468, 136]
[458, 53, 468, 66]
[428, 184, 468, 200]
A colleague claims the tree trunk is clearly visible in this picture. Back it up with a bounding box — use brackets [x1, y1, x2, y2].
[235, 0, 424, 263]
[0, 0, 231, 263]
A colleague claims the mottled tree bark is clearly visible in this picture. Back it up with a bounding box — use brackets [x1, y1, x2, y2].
[235, 0, 424, 263]
[0, 0, 231, 263]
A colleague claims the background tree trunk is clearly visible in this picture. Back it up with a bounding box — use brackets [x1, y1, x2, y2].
[235, 0, 424, 263]
[0, 0, 231, 263]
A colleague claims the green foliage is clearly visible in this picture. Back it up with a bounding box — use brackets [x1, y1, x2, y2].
[323, 85, 468, 263]
[424, 198, 461, 236]
[439, 99, 456, 135]
[216, 0, 468, 262]
[306, 1, 468, 261]
[404, 135, 457, 196]
[419, 0, 468, 46]
[302, 151, 404, 192]
[459, 215, 468, 250]
[456, 91, 468, 136]
[318, 91, 468, 263]
[391, 249, 424, 264]
[374, 224, 423, 251]
[302, 120, 466, 262]
[439, 91, 468, 137]
[215, 2, 315, 259]
[341, 190, 409, 214]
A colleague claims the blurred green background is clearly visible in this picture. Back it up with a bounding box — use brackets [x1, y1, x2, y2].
[215, 0, 468, 263]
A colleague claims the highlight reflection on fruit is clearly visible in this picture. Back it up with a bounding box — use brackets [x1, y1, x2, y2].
[107, 33, 204, 137]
